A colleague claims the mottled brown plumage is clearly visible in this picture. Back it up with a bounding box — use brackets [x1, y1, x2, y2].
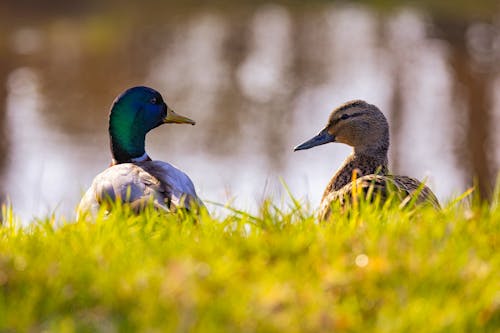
[294, 100, 440, 220]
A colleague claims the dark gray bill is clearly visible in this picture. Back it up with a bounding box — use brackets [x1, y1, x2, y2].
[294, 129, 335, 151]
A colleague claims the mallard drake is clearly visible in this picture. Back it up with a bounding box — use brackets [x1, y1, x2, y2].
[78, 86, 204, 216]
[294, 100, 440, 220]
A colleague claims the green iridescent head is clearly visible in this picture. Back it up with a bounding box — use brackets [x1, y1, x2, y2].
[109, 86, 195, 164]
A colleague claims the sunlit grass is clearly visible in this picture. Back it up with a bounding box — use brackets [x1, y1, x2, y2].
[0, 190, 499, 332]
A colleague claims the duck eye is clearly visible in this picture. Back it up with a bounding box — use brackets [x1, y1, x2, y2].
[150, 97, 158, 104]
[340, 114, 350, 120]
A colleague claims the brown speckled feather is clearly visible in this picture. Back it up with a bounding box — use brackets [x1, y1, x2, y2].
[319, 174, 440, 220]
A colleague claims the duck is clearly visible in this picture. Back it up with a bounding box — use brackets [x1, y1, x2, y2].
[294, 100, 440, 220]
[78, 86, 204, 216]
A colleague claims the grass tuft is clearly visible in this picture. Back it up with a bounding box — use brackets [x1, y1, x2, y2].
[0, 190, 499, 332]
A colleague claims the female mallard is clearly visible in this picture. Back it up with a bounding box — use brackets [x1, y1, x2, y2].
[78, 86, 204, 215]
[294, 100, 440, 220]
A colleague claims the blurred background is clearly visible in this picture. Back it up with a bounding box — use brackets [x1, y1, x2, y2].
[0, 0, 499, 220]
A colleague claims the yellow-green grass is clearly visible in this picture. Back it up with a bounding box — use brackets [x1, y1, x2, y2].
[0, 191, 498, 332]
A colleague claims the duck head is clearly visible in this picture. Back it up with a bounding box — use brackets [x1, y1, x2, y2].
[294, 100, 389, 156]
[109, 86, 195, 164]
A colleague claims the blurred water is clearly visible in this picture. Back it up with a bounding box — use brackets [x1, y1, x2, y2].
[1, 3, 498, 220]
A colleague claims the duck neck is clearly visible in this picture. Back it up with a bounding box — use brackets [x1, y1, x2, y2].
[109, 132, 149, 164]
[109, 108, 148, 164]
[325, 149, 389, 194]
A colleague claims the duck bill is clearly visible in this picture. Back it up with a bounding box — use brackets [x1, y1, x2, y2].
[294, 129, 335, 151]
[163, 107, 196, 125]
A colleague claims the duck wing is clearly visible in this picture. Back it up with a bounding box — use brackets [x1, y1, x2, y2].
[319, 174, 440, 220]
[392, 175, 440, 208]
[136, 161, 204, 210]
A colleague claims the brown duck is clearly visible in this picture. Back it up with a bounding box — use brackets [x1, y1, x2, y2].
[294, 100, 440, 220]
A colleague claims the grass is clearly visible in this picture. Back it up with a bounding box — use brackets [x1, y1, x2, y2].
[0, 191, 499, 332]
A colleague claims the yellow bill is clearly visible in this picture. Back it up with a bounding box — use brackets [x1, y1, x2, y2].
[163, 107, 196, 125]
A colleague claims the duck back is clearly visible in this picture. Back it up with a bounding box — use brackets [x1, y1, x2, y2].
[78, 161, 203, 216]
